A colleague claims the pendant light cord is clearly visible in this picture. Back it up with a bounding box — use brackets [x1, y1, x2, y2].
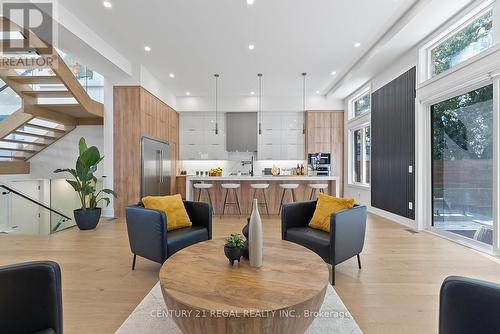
[258, 73, 262, 135]
[214, 74, 219, 135]
[302, 73, 307, 134]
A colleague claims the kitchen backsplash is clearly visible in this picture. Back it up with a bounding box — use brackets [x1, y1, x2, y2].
[180, 155, 306, 176]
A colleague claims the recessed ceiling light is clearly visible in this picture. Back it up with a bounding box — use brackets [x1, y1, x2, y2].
[103, 1, 112, 8]
[169, 73, 175, 78]
[144, 46, 151, 52]
[316, 90, 320, 94]
[250, 91, 255, 95]
[246, 0, 254, 4]
[331, 71, 337, 75]
[248, 44, 255, 50]
[354, 42, 361, 48]
[186, 92, 191, 96]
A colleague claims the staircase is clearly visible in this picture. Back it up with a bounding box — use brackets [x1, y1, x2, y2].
[0, 16, 104, 174]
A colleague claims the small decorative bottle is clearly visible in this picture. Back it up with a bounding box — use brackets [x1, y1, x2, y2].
[249, 198, 263, 268]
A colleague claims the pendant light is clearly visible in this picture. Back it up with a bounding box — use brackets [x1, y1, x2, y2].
[302, 72, 307, 134]
[258, 73, 263, 135]
[214, 73, 219, 135]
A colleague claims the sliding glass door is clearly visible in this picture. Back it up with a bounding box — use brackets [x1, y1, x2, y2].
[431, 84, 494, 245]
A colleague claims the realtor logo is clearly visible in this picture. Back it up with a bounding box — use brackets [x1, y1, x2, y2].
[2, 2, 53, 55]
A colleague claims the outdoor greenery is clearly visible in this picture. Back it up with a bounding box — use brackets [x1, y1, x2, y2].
[54, 137, 117, 210]
[431, 85, 493, 160]
[224, 233, 245, 249]
[432, 10, 492, 76]
[354, 93, 370, 117]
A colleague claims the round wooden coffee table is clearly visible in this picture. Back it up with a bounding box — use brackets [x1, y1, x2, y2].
[159, 238, 329, 334]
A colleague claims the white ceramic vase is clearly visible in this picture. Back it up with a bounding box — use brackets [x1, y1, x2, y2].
[249, 198, 263, 268]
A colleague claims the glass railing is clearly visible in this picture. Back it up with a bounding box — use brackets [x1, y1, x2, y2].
[0, 79, 22, 123]
[0, 183, 73, 235]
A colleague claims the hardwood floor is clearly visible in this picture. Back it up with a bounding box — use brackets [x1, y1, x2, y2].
[1, 213, 500, 334]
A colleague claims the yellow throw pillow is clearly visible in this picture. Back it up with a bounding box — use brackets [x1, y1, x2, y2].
[142, 194, 192, 231]
[308, 193, 355, 232]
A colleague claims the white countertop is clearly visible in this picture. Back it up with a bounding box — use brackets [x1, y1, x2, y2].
[186, 175, 338, 181]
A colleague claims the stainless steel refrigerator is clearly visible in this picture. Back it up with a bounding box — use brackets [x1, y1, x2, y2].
[141, 136, 171, 197]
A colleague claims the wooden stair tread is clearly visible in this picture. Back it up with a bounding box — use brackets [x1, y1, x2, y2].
[0, 146, 38, 153]
[6, 75, 62, 84]
[0, 138, 47, 146]
[24, 123, 66, 133]
[22, 90, 73, 98]
[0, 155, 27, 160]
[12, 130, 60, 140]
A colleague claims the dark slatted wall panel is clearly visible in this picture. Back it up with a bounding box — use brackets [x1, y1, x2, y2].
[371, 67, 416, 219]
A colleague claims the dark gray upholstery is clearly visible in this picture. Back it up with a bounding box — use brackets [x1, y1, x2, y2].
[125, 200, 212, 269]
[0, 261, 63, 334]
[281, 200, 367, 284]
[440, 276, 500, 334]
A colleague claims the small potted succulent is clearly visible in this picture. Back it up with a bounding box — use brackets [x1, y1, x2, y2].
[224, 233, 245, 265]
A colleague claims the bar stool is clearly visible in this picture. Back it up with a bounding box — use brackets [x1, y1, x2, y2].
[221, 183, 242, 217]
[250, 183, 270, 215]
[308, 183, 329, 200]
[278, 183, 299, 215]
[193, 183, 214, 209]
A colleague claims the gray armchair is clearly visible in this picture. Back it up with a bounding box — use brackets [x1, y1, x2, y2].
[281, 200, 367, 285]
[125, 200, 212, 269]
[440, 276, 500, 334]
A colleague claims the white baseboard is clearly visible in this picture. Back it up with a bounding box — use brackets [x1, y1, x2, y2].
[102, 207, 115, 218]
[368, 206, 418, 231]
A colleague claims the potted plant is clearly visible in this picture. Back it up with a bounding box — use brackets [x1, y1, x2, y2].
[224, 233, 245, 265]
[54, 137, 117, 230]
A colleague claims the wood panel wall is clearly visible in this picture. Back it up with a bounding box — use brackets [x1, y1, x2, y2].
[371, 67, 416, 219]
[113, 86, 179, 217]
[305, 110, 344, 196]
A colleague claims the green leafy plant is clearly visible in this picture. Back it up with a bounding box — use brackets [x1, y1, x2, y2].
[54, 137, 117, 211]
[224, 233, 245, 249]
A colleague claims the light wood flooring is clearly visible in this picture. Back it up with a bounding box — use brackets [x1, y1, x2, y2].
[1, 213, 500, 334]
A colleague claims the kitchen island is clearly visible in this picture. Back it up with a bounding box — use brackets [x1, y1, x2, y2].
[186, 175, 339, 215]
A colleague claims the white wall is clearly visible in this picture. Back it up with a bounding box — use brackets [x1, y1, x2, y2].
[176, 94, 342, 113]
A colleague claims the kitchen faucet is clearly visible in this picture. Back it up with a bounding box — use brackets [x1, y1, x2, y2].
[241, 155, 254, 176]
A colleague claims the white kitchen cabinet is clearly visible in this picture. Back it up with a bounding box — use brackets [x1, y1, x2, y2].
[258, 112, 305, 160]
[180, 114, 227, 160]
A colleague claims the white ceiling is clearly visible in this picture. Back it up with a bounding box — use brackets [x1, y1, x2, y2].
[60, 0, 417, 98]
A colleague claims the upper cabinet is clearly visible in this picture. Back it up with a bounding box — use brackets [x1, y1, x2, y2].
[180, 114, 227, 160]
[257, 112, 305, 160]
[179, 112, 305, 160]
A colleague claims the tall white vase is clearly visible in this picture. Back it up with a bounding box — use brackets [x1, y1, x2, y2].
[249, 198, 263, 268]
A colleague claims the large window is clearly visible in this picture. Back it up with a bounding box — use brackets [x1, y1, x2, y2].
[431, 9, 493, 77]
[351, 124, 371, 186]
[431, 84, 493, 245]
[353, 92, 371, 118]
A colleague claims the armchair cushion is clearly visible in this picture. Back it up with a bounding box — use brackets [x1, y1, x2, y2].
[285, 227, 330, 262]
[167, 226, 208, 257]
[142, 194, 192, 231]
[309, 193, 354, 232]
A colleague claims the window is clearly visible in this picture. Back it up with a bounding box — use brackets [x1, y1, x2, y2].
[431, 84, 493, 245]
[431, 9, 493, 77]
[353, 92, 371, 117]
[351, 124, 371, 186]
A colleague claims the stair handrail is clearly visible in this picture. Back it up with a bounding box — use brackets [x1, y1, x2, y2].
[0, 183, 72, 221]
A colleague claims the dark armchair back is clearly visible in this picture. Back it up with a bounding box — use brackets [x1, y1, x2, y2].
[0, 261, 63, 334]
[440, 276, 500, 334]
[125, 200, 212, 267]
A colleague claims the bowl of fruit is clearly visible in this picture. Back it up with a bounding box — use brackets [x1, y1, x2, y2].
[208, 167, 223, 176]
